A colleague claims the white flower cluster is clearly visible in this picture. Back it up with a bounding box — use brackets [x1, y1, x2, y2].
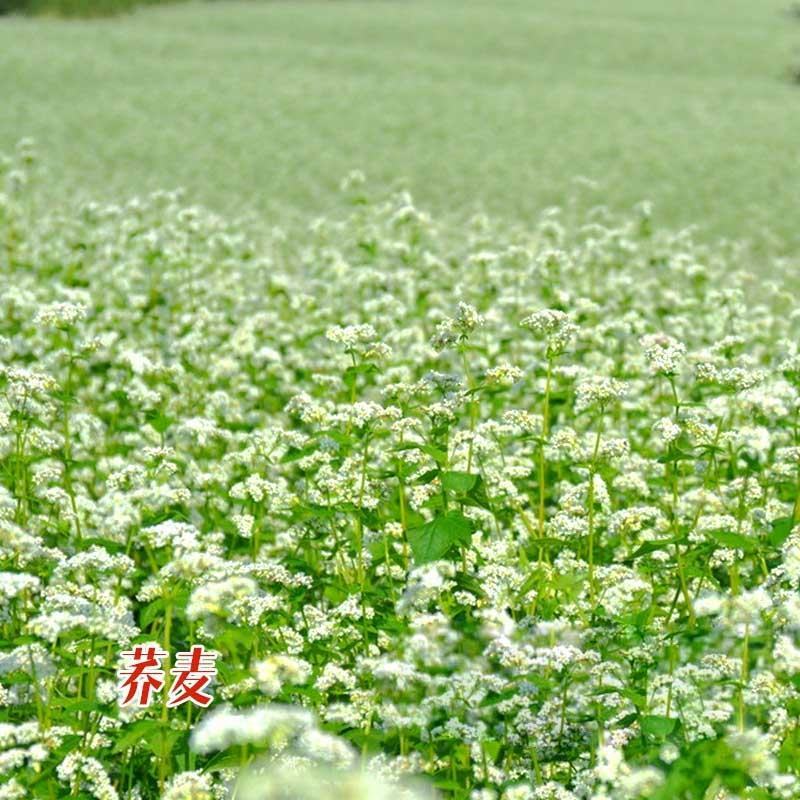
[520, 309, 577, 358]
[1, 145, 800, 800]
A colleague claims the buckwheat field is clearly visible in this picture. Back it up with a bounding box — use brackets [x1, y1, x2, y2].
[2, 134, 800, 800]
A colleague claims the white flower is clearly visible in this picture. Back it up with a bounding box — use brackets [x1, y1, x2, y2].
[190, 704, 314, 754]
[574, 376, 625, 413]
[640, 333, 686, 376]
[520, 308, 577, 357]
[34, 302, 87, 328]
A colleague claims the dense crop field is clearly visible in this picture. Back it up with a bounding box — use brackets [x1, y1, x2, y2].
[2, 0, 800, 247]
[3, 137, 800, 799]
[3, 0, 800, 797]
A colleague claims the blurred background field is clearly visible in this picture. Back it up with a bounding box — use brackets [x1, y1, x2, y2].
[2, 0, 799, 247]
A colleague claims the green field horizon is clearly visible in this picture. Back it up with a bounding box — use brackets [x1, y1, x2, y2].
[3, 0, 800, 245]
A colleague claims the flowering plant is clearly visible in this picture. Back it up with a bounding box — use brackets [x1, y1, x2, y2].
[1, 143, 800, 800]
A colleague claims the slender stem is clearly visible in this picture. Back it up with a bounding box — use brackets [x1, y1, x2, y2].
[793, 467, 800, 525]
[461, 349, 478, 473]
[538, 357, 554, 542]
[738, 624, 749, 732]
[61, 338, 82, 543]
[159, 602, 173, 794]
[665, 643, 676, 717]
[354, 437, 371, 589]
[587, 420, 603, 611]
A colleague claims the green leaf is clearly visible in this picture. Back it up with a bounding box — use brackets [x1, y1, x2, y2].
[433, 781, 464, 792]
[407, 511, 473, 564]
[416, 468, 440, 485]
[626, 537, 683, 561]
[482, 739, 502, 762]
[768, 516, 795, 548]
[343, 363, 378, 391]
[11, 635, 39, 646]
[143, 727, 182, 757]
[465, 481, 492, 510]
[205, 748, 247, 773]
[395, 442, 448, 465]
[622, 689, 647, 710]
[281, 443, 319, 463]
[140, 598, 165, 628]
[708, 530, 758, 553]
[454, 571, 488, 598]
[656, 448, 694, 464]
[217, 626, 257, 653]
[440, 470, 478, 494]
[652, 739, 750, 800]
[113, 720, 164, 753]
[144, 409, 173, 434]
[640, 714, 677, 738]
[50, 697, 99, 712]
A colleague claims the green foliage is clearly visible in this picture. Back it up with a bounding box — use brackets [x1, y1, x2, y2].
[1, 0, 799, 248]
[2, 144, 800, 798]
[1, 0, 172, 17]
[407, 511, 473, 564]
[653, 739, 761, 800]
[639, 714, 677, 739]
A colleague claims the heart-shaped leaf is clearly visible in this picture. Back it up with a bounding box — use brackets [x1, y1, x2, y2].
[407, 511, 473, 564]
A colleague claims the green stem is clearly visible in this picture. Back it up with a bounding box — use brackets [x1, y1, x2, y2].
[159, 602, 173, 794]
[587, 421, 603, 612]
[461, 349, 479, 473]
[738, 624, 749, 732]
[62, 341, 83, 543]
[793, 467, 800, 524]
[538, 357, 554, 545]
